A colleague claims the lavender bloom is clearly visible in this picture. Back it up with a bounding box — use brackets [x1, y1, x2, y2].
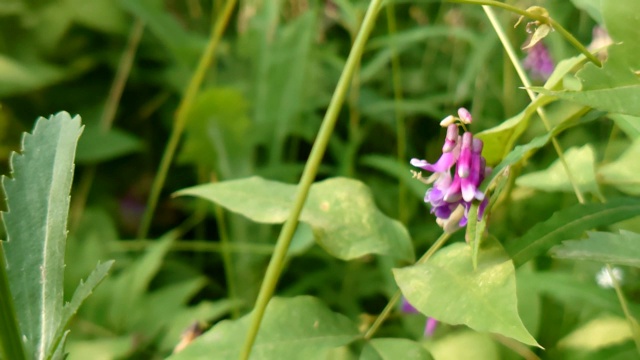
[411, 109, 490, 233]
[523, 41, 554, 81]
[400, 298, 439, 337]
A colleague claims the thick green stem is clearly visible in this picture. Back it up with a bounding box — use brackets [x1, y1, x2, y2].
[363, 232, 451, 340]
[137, 0, 237, 239]
[482, 6, 585, 204]
[448, 0, 601, 67]
[237, 1, 384, 358]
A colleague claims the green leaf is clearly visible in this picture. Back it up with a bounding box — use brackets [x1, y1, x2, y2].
[167, 296, 360, 360]
[507, 198, 640, 267]
[426, 331, 499, 360]
[533, 1, 640, 116]
[516, 144, 600, 195]
[393, 240, 539, 347]
[480, 110, 599, 192]
[517, 271, 640, 317]
[75, 126, 143, 163]
[551, 230, 640, 267]
[598, 138, 640, 195]
[176, 177, 415, 263]
[0, 55, 70, 97]
[474, 96, 554, 166]
[50, 261, 114, 355]
[361, 338, 433, 360]
[179, 87, 253, 178]
[609, 114, 640, 138]
[558, 316, 632, 350]
[1, 112, 82, 358]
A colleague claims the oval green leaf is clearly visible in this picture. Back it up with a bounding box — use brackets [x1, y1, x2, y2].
[393, 241, 539, 347]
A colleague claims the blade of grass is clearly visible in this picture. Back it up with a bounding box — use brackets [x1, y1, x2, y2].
[238, 1, 386, 358]
[137, 0, 237, 239]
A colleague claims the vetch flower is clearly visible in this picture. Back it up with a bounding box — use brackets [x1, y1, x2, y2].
[400, 297, 439, 337]
[523, 41, 554, 81]
[411, 109, 490, 232]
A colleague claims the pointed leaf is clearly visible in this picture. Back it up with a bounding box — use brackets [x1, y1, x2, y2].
[506, 198, 640, 267]
[167, 296, 359, 360]
[1, 112, 82, 358]
[551, 230, 640, 267]
[598, 138, 640, 195]
[75, 126, 142, 164]
[393, 241, 539, 347]
[176, 177, 414, 263]
[362, 338, 433, 360]
[50, 260, 114, 355]
[516, 145, 599, 195]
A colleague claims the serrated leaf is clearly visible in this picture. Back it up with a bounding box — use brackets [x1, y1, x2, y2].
[167, 296, 359, 360]
[393, 240, 539, 347]
[507, 198, 640, 267]
[176, 177, 414, 263]
[598, 138, 640, 195]
[46, 261, 114, 358]
[361, 338, 433, 360]
[75, 126, 142, 163]
[1, 112, 83, 358]
[516, 145, 599, 195]
[551, 230, 640, 267]
[517, 271, 640, 317]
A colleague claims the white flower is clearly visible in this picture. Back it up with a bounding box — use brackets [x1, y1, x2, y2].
[596, 266, 623, 289]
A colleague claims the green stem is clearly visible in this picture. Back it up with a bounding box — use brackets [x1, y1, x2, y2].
[238, 1, 385, 358]
[137, 0, 237, 239]
[448, 0, 601, 67]
[482, 6, 585, 204]
[607, 264, 640, 354]
[363, 232, 451, 340]
[385, 2, 408, 224]
[0, 246, 27, 360]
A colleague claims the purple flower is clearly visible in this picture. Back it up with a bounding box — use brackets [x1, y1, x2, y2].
[400, 298, 439, 337]
[411, 109, 490, 233]
[523, 41, 554, 81]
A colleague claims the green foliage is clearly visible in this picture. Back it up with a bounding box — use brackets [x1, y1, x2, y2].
[552, 231, 640, 267]
[394, 239, 538, 347]
[177, 176, 415, 263]
[167, 296, 360, 360]
[2, 0, 640, 359]
[0, 113, 112, 359]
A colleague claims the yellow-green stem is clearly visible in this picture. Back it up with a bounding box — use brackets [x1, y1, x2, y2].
[449, 0, 601, 67]
[482, 6, 585, 204]
[238, 1, 384, 358]
[363, 232, 451, 340]
[607, 264, 640, 354]
[137, 0, 237, 239]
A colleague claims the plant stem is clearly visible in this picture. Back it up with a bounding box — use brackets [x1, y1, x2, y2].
[448, 0, 601, 67]
[0, 246, 27, 360]
[363, 232, 451, 340]
[607, 264, 640, 354]
[385, 2, 408, 224]
[137, 0, 237, 239]
[482, 6, 585, 204]
[238, 1, 384, 358]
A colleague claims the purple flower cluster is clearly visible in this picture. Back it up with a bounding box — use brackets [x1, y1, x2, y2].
[411, 108, 490, 233]
[523, 41, 554, 81]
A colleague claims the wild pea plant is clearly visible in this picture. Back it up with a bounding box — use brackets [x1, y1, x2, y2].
[1, 0, 640, 359]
